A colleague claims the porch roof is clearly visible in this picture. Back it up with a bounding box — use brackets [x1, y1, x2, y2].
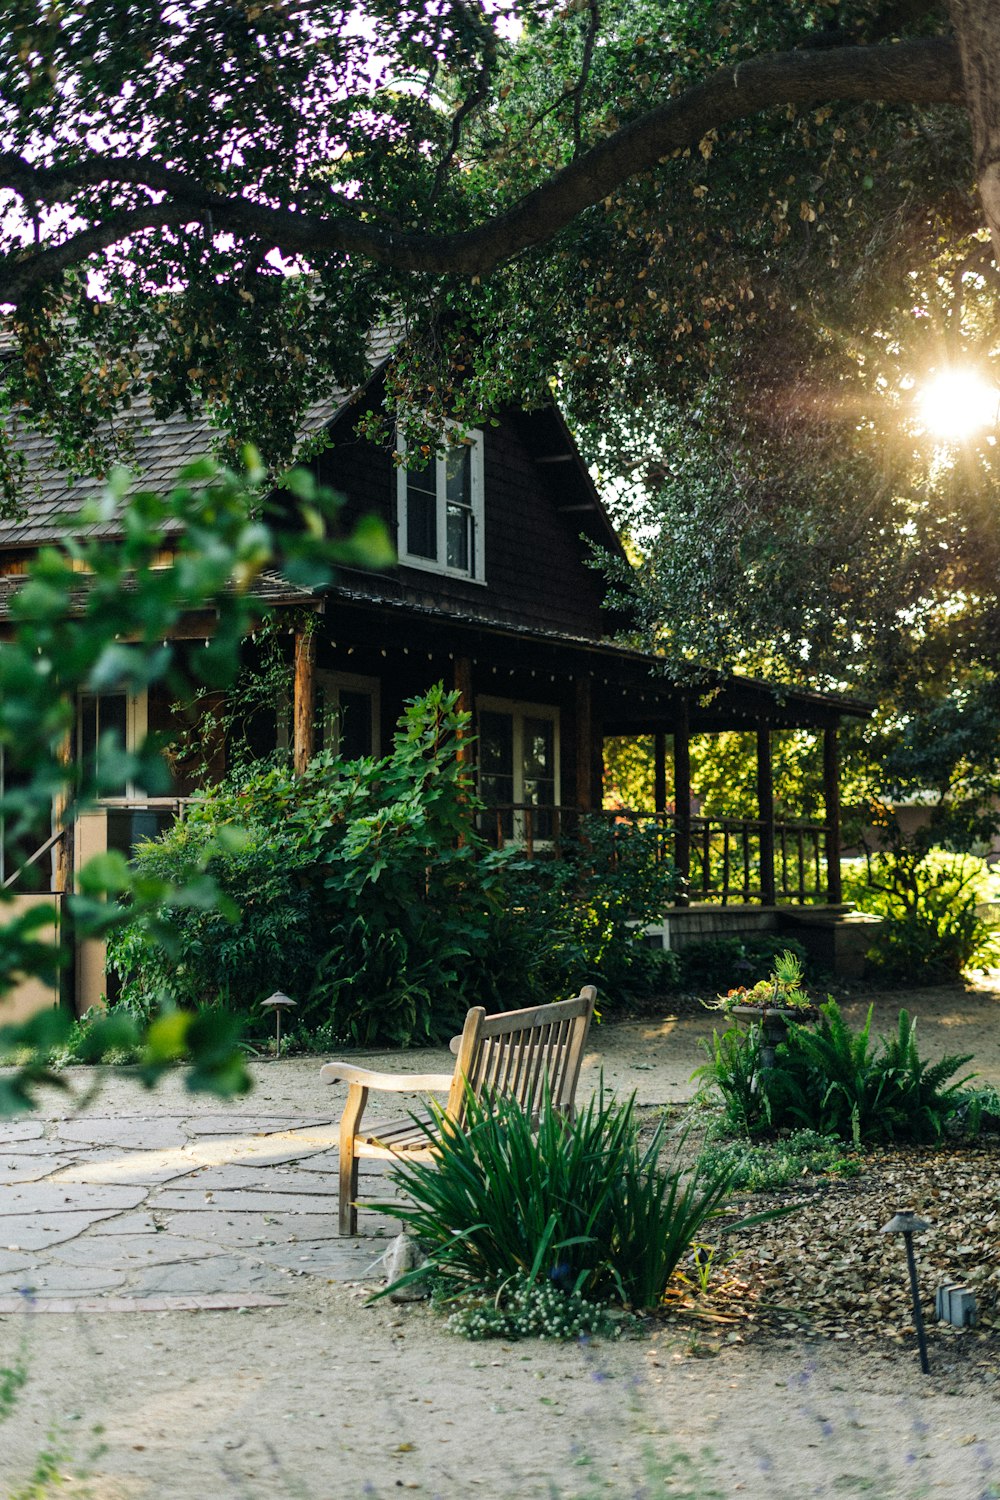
[324, 589, 871, 732]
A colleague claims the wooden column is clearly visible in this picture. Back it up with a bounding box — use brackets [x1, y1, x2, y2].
[673, 703, 691, 906]
[53, 728, 73, 898]
[756, 725, 776, 906]
[292, 626, 315, 776]
[653, 731, 667, 815]
[453, 655, 473, 769]
[54, 727, 76, 1013]
[823, 726, 843, 905]
[575, 675, 593, 810]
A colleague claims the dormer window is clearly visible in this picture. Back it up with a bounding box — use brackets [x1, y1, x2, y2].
[396, 427, 485, 582]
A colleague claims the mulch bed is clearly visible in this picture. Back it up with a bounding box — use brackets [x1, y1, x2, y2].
[664, 1137, 1000, 1381]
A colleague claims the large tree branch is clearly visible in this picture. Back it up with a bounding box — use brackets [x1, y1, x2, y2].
[0, 37, 964, 305]
[950, 0, 1000, 264]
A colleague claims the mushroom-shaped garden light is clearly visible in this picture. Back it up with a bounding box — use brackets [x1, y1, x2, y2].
[261, 991, 297, 1057]
[881, 1209, 932, 1374]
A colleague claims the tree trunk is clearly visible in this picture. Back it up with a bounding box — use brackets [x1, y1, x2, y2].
[951, 0, 1000, 265]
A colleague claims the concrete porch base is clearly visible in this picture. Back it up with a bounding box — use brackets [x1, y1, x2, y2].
[644, 902, 882, 980]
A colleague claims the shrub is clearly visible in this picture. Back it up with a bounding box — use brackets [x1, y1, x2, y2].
[383, 1087, 737, 1317]
[697, 1000, 974, 1145]
[109, 686, 680, 1046]
[843, 847, 1000, 982]
[476, 819, 678, 1011]
[109, 686, 498, 1045]
[672, 934, 810, 995]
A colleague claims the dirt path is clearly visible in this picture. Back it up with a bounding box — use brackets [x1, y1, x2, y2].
[2, 978, 998, 1498]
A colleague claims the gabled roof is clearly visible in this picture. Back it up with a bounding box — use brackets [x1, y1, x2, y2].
[0, 326, 400, 548]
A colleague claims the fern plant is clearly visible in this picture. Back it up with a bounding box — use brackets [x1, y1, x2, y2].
[699, 1000, 976, 1145]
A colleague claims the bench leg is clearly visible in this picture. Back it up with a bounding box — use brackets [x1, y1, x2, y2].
[339, 1083, 368, 1236]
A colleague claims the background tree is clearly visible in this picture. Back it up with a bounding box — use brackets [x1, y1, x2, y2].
[3, 1, 1000, 840]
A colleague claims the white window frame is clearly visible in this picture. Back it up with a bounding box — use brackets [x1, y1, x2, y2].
[396, 425, 486, 583]
[315, 669, 381, 759]
[78, 688, 148, 804]
[476, 695, 561, 843]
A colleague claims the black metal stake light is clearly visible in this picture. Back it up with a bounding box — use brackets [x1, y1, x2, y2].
[261, 992, 296, 1057]
[881, 1209, 932, 1374]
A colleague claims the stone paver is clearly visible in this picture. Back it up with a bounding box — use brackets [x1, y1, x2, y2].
[0, 1088, 412, 1312]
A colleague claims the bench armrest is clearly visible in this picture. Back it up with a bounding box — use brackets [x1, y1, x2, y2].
[319, 1062, 455, 1092]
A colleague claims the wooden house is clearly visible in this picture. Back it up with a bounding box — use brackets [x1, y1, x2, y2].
[0, 346, 872, 1018]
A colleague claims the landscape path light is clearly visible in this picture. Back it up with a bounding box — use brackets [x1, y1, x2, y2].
[880, 1209, 931, 1374]
[261, 992, 297, 1057]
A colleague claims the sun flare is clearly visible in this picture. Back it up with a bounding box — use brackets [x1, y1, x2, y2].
[917, 370, 998, 440]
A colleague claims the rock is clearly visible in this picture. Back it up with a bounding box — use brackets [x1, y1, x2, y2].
[382, 1233, 429, 1302]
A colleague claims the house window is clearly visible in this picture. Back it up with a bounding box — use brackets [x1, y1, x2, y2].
[315, 671, 380, 761]
[396, 428, 485, 582]
[77, 690, 147, 799]
[477, 698, 559, 842]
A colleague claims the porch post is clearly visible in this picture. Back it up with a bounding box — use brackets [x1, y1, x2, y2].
[823, 725, 843, 905]
[756, 725, 776, 905]
[54, 728, 76, 1013]
[453, 655, 474, 768]
[575, 675, 593, 810]
[673, 703, 691, 906]
[292, 625, 315, 776]
[654, 731, 667, 815]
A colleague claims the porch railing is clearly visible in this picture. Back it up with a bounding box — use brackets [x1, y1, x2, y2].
[480, 804, 835, 906]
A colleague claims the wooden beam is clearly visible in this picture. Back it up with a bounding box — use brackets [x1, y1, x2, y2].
[756, 725, 776, 905]
[673, 703, 691, 907]
[823, 727, 843, 905]
[292, 626, 315, 776]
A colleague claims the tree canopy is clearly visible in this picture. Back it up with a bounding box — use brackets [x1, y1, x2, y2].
[3, 0, 1000, 822]
[0, 2, 989, 459]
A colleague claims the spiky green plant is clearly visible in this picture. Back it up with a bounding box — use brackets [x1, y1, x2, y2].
[380, 1087, 738, 1313]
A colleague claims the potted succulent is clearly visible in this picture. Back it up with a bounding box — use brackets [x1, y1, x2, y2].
[715, 949, 818, 1070]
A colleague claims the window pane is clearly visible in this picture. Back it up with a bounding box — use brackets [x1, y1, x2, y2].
[406, 472, 437, 559]
[522, 716, 555, 838]
[479, 710, 514, 837]
[79, 692, 129, 793]
[445, 444, 474, 574]
[445, 443, 471, 505]
[446, 502, 471, 573]
[79, 695, 98, 766]
[479, 711, 513, 777]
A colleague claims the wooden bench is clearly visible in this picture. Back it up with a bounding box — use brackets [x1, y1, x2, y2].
[320, 988, 596, 1235]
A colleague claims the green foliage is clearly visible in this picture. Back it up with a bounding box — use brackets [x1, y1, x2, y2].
[109, 692, 677, 1046]
[844, 848, 1000, 982]
[441, 1272, 623, 1342]
[955, 1084, 1000, 1136]
[695, 1128, 860, 1192]
[0, 1344, 28, 1423]
[718, 947, 815, 1013]
[476, 817, 678, 1011]
[673, 934, 810, 995]
[697, 1000, 976, 1145]
[0, 453, 390, 1111]
[110, 685, 484, 1047]
[383, 1087, 737, 1315]
[694, 1022, 765, 1138]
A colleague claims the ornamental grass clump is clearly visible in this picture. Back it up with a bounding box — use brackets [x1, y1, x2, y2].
[381, 1086, 738, 1331]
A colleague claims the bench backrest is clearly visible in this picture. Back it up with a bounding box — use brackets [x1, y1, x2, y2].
[444, 987, 596, 1127]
